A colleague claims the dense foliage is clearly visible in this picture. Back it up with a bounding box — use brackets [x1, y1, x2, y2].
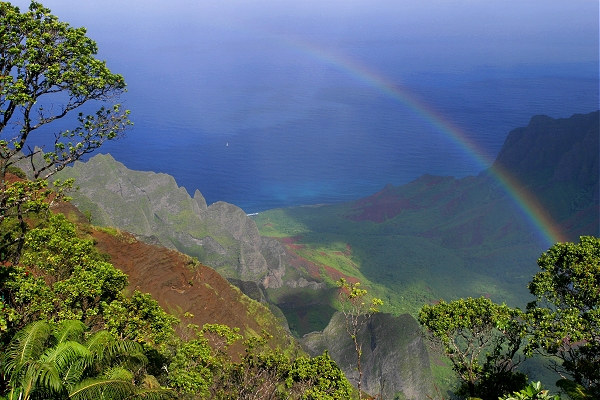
[419, 236, 600, 400]
[526, 236, 600, 396]
[0, 0, 131, 264]
[167, 328, 352, 399]
[419, 297, 527, 399]
[500, 381, 560, 400]
[1, 319, 169, 400]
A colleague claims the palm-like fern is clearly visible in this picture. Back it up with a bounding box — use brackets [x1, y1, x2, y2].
[1, 320, 173, 400]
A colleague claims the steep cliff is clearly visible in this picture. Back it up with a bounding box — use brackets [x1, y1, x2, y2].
[55, 154, 306, 289]
[301, 312, 433, 399]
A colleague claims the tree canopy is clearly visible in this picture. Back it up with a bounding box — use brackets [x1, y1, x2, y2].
[0, 1, 131, 263]
[0, 1, 130, 177]
[418, 296, 526, 399]
[419, 236, 600, 400]
[526, 236, 600, 395]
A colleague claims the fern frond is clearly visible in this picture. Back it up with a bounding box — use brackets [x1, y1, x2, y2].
[54, 320, 86, 344]
[69, 377, 135, 400]
[129, 387, 176, 400]
[2, 321, 52, 376]
[40, 341, 90, 376]
[104, 366, 134, 382]
[86, 331, 146, 370]
[61, 358, 88, 390]
[31, 360, 62, 393]
[84, 329, 114, 356]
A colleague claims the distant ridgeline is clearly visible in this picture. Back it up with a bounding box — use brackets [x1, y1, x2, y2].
[492, 111, 599, 238]
[53, 111, 599, 399]
[346, 111, 599, 242]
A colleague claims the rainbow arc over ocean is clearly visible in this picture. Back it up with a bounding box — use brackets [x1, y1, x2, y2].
[283, 36, 567, 247]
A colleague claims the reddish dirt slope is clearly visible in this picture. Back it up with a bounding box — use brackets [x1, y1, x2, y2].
[347, 184, 420, 223]
[53, 202, 293, 351]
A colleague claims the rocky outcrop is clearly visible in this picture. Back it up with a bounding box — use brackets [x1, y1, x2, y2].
[301, 312, 433, 399]
[55, 154, 431, 397]
[494, 112, 599, 189]
[54, 154, 314, 290]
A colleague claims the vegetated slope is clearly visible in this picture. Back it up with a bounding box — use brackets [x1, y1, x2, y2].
[52, 201, 296, 354]
[53, 151, 435, 400]
[352, 111, 598, 239]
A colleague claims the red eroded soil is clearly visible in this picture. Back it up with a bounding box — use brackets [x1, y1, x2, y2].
[323, 265, 359, 284]
[52, 202, 291, 353]
[347, 185, 420, 223]
[280, 235, 305, 250]
[278, 236, 358, 283]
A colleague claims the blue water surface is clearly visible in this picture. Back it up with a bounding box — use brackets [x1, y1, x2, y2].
[12, 0, 599, 213]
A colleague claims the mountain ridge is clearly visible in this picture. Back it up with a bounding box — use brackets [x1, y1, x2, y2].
[53, 110, 599, 397]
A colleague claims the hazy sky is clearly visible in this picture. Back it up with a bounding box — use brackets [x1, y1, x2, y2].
[10, 0, 599, 71]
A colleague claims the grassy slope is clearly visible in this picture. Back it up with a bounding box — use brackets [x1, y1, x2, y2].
[253, 181, 542, 322]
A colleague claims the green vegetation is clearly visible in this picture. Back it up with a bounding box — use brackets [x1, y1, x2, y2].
[0, 3, 355, 399]
[1, 319, 169, 400]
[168, 326, 353, 399]
[526, 236, 600, 396]
[0, 0, 131, 264]
[419, 297, 527, 399]
[419, 236, 600, 400]
[253, 200, 536, 320]
[500, 381, 560, 400]
[337, 279, 383, 400]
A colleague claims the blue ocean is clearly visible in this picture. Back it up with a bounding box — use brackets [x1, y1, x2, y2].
[16, 0, 600, 213]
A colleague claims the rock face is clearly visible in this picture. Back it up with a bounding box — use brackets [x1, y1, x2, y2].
[492, 111, 599, 232]
[301, 312, 433, 399]
[494, 112, 599, 189]
[56, 154, 298, 288]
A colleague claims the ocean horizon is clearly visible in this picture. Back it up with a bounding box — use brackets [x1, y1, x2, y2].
[99, 61, 598, 213]
[13, 0, 599, 213]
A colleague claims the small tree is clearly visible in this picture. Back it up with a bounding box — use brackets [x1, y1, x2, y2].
[500, 381, 560, 400]
[0, 1, 131, 262]
[418, 297, 527, 399]
[337, 278, 383, 399]
[526, 236, 600, 395]
[0, 213, 179, 353]
[287, 351, 354, 399]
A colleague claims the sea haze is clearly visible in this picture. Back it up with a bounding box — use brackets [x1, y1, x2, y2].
[13, 0, 600, 212]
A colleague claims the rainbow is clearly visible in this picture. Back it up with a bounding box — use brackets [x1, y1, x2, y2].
[282, 36, 567, 246]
